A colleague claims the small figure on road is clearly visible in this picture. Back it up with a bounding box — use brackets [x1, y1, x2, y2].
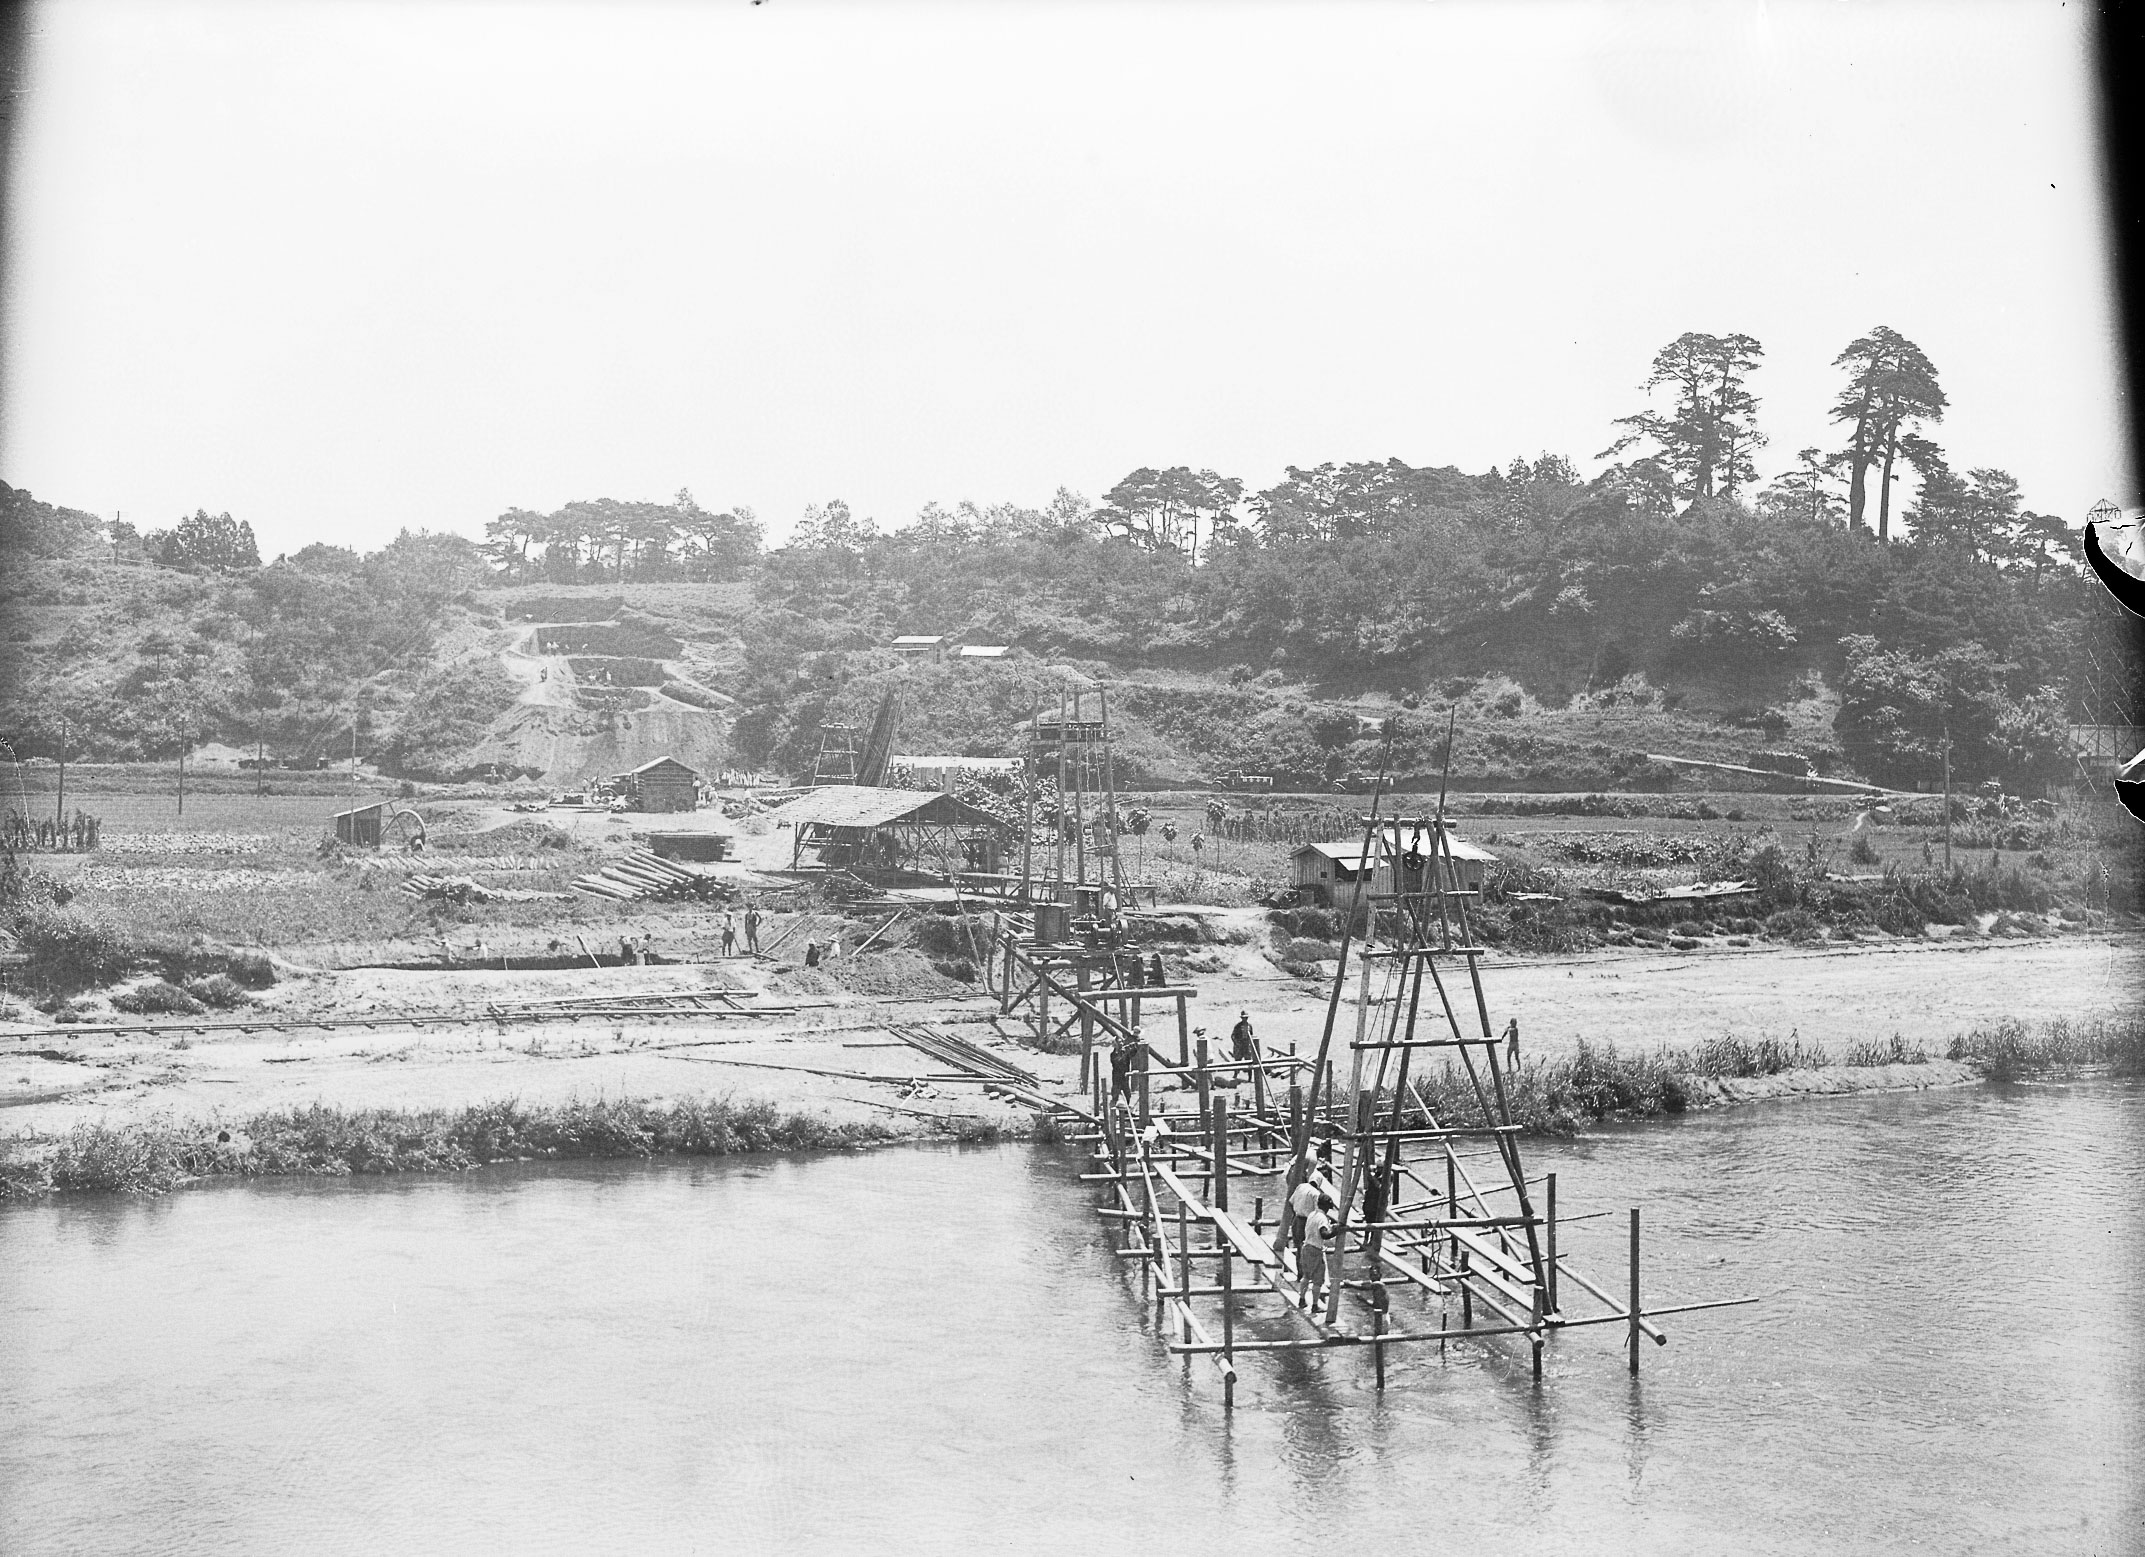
[1503, 1016, 1520, 1067]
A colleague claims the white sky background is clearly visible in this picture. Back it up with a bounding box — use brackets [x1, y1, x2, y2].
[2, 0, 2129, 556]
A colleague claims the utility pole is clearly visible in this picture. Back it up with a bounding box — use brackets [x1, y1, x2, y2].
[177, 725, 187, 820]
[55, 716, 67, 830]
[1941, 720, 1952, 873]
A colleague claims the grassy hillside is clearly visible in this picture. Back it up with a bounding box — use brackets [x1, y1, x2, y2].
[3, 472, 2135, 793]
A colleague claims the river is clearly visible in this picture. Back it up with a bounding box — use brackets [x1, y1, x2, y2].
[3, 1083, 2140, 1556]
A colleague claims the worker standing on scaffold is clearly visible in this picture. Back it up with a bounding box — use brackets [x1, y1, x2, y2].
[1109, 1025, 1143, 1104]
[1297, 1195, 1337, 1310]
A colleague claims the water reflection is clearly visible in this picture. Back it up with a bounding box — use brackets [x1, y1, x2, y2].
[1, 1082, 2138, 1556]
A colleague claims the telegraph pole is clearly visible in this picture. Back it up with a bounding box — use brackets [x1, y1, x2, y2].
[54, 717, 67, 831]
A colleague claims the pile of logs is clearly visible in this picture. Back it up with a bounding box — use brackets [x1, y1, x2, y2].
[397, 873, 569, 904]
[570, 848, 726, 902]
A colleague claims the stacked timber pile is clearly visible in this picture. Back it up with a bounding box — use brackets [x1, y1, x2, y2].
[397, 873, 571, 904]
[485, 988, 797, 1021]
[571, 848, 729, 902]
[889, 1022, 1038, 1089]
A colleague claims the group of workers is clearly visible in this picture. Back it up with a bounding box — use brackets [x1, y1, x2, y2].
[3, 810, 99, 851]
[1109, 1002, 1417, 1313]
[717, 907, 763, 957]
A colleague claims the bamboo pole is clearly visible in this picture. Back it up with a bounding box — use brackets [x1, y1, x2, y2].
[1214, 1095, 1235, 1410]
[1629, 1207, 1641, 1375]
[1546, 1173, 1559, 1314]
[1194, 1037, 1213, 1201]
[1301, 730, 1395, 1134]
[1077, 961, 1095, 1093]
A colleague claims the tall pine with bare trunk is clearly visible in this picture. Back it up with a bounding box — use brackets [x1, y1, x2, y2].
[1829, 327, 1946, 541]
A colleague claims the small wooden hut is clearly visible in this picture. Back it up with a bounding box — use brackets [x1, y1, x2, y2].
[333, 802, 385, 846]
[1290, 828, 1497, 906]
[611, 757, 700, 813]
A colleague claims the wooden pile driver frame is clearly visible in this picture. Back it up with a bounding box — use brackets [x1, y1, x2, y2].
[1031, 715, 1757, 1405]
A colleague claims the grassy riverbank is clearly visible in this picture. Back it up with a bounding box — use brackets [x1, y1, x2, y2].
[1406, 1015, 2144, 1135]
[3, 1017, 2133, 1199]
[0, 1094, 1024, 1199]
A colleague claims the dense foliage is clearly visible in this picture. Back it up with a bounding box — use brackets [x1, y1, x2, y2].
[5, 324, 2138, 788]
[2, 509, 486, 764]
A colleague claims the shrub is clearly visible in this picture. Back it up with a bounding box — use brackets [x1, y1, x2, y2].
[184, 974, 251, 1009]
[1943, 1016, 2145, 1078]
[1282, 937, 1341, 962]
[1843, 1033, 1926, 1066]
[13, 910, 135, 995]
[111, 979, 206, 1015]
[912, 915, 980, 959]
[1762, 908, 1821, 942]
[1848, 834, 1880, 866]
[1683, 1032, 1828, 1075]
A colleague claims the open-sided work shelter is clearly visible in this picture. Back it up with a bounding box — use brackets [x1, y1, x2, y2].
[774, 786, 1010, 879]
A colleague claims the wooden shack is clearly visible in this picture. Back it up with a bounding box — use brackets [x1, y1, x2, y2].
[1290, 828, 1497, 905]
[611, 757, 699, 813]
[333, 802, 386, 846]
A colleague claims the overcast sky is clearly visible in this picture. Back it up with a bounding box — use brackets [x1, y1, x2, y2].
[3, 0, 2129, 556]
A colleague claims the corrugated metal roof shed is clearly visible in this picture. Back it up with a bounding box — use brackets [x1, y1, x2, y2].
[955, 645, 1009, 658]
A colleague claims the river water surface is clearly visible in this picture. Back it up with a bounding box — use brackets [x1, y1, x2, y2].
[3, 1083, 2140, 1556]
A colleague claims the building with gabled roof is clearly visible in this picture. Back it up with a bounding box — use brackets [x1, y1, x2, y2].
[772, 786, 1009, 877]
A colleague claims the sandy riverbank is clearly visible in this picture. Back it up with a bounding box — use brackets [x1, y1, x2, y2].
[4, 933, 2133, 1151]
[1185, 922, 2141, 1068]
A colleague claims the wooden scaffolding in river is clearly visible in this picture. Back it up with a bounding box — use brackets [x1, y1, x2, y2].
[1047, 728, 1755, 1405]
[987, 686, 1179, 1086]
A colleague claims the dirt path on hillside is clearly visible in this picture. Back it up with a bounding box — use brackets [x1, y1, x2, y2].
[498, 623, 574, 708]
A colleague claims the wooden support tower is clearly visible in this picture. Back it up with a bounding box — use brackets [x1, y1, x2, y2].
[1053, 721, 1755, 1404]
